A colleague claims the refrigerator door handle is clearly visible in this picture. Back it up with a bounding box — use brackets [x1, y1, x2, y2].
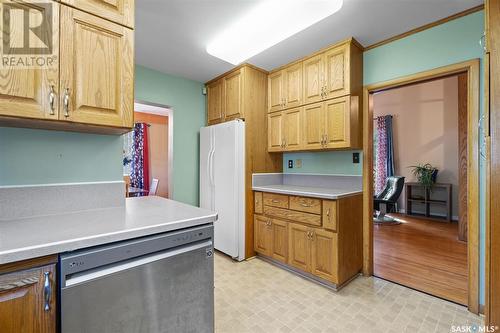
[209, 149, 215, 186]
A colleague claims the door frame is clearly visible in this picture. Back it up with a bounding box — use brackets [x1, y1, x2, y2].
[362, 59, 480, 313]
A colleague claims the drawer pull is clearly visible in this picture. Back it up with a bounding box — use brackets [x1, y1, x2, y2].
[272, 199, 280, 203]
[300, 203, 312, 207]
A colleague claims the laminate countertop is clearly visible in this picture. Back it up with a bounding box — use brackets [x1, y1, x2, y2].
[252, 184, 362, 199]
[0, 196, 217, 265]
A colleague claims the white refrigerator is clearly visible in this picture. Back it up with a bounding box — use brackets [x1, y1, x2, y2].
[200, 120, 245, 261]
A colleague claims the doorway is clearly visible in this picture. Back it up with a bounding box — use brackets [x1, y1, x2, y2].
[123, 101, 174, 198]
[362, 60, 480, 313]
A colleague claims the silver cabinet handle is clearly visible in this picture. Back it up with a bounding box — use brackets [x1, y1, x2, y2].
[300, 202, 311, 207]
[63, 88, 70, 117]
[324, 134, 328, 146]
[272, 199, 280, 203]
[48, 85, 56, 115]
[326, 208, 330, 218]
[43, 271, 51, 311]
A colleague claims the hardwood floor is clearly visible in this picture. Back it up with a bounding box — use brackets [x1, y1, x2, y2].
[374, 213, 467, 305]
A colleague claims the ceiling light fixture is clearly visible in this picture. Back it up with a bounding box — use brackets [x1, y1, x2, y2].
[206, 0, 344, 65]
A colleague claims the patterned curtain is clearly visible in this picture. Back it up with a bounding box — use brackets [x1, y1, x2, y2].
[130, 123, 150, 191]
[374, 115, 395, 195]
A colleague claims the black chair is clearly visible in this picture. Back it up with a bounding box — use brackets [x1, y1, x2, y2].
[374, 176, 405, 223]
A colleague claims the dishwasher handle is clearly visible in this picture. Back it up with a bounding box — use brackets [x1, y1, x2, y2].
[62, 240, 213, 288]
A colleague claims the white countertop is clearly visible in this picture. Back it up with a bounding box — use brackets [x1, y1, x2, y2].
[252, 184, 362, 199]
[0, 196, 217, 265]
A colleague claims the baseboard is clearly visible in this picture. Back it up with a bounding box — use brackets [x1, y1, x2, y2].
[396, 209, 458, 221]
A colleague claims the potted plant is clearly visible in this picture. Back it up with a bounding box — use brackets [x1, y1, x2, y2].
[409, 163, 438, 188]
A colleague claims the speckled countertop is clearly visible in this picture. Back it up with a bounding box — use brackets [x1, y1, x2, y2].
[0, 196, 217, 264]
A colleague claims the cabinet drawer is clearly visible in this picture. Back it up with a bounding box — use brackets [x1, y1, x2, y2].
[263, 193, 289, 208]
[289, 196, 321, 214]
[264, 206, 321, 226]
[254, 192, 263, 214]
[322, 200, 337, 231]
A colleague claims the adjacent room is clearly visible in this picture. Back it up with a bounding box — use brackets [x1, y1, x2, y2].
[371, 75, 469, 305]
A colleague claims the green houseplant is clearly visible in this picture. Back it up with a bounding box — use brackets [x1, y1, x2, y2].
[409, 163, 438, 188]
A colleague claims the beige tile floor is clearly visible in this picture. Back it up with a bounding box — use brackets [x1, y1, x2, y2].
[214, 253, 483, 333]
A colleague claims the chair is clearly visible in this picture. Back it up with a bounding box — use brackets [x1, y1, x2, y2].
[149, 178, 159, 196]
[374, 176, 405, 224]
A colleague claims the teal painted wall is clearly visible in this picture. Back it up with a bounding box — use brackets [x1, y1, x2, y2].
[283, 150, 362, 175]
[286, 10, 486, 304]
[135, 65, 205, 206]
[0, 128, 123, 185]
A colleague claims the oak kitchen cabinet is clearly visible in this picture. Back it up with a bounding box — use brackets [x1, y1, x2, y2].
[60, 0, 134, 28]
[254, 191, 363, 287]
[0, 256, 57, 333]
[267, 107, 303, 152]
[0, 0, 135, 134]
[267, 38, 363, 152]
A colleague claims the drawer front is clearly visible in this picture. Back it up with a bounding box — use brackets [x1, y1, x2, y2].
[289, 196, 321, 214]
[322, 200, 337, 231]
[254, 192, 263, 214]
[263, 193, 289, 209]
[264, 206, 321, 226]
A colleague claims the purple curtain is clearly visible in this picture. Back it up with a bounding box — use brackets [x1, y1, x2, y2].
[131, 123, 146, 189]
[374, 116, 388, 195]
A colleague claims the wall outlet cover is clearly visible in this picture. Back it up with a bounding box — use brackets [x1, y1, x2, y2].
[353, 152, 360, 164]
[288, 160, 293, 168]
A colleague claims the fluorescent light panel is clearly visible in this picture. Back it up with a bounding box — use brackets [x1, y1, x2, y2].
[207, 0, 343, 65]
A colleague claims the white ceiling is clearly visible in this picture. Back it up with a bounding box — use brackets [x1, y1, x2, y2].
[135, 0, 483, 83]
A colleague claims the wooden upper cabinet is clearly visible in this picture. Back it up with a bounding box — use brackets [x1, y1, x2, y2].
[283, 62, 302, 109]
[271, 218, 288, 263]
[303, 102, 324, 150]
[268, 112, 283, 152]
[324, 96, 349, 148]
[268, 71, 284, 113]
[283, 108, 302, 150]
[0, 1, 59, 121]
[303, 54, 324, 104]
[224, 68, 243, 120]
[0, 263, 57, 333]
[324, 44, 349, 99]
[288, 223, 310, 272]
[207, 79, 224, 125]
[60, 0, 134, 28]
[59, 6, 133, 128]
[254, 215, 272, 257]
[310, 228, 338, 283]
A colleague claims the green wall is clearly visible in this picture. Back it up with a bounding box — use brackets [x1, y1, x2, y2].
[283, 150, 362, 175]
[135, 65, 205, 206]
[286, 10, 486, 303]
[0, 128, 123, 185]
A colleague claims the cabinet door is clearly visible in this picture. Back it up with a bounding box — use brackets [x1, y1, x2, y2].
[207, 79, 224, 125]
[324, 97, 350, 148]
[288, 223, 310, 272]
[311, 228, 338, 283]
[254, 215, 272, 256]
[60, 0, 134, 28]
[322, 200, 337, 231]
[268, 112, 283, 152]
[302, 102, 324, 150]
[0, 1, 59, 120]
[272, 219, 288, 263]
[283, 108, 302, 150]
[224, 69, 243, 120]
[283, 63, 302, 109]
[268, 71, 283, 113]
[0, 264, 56, 333]
[303, 54, 323, 104]
[60, 6, 134, 128]
[324, 44, 349, 98]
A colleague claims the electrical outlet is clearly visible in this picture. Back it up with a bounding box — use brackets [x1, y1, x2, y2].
[353, 152, 360, 164]
[296, 159, 302, 168]
[288, 160, 294, 168]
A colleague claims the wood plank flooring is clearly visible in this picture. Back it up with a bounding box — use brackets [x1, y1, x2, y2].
[374, 214, 467, 305]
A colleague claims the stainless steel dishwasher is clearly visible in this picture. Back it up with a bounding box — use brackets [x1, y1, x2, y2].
[59, 224, 214, 333]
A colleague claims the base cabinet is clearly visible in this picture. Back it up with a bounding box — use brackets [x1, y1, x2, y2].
[254, 191, 362, 287]
[0, 257, 57, 333]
